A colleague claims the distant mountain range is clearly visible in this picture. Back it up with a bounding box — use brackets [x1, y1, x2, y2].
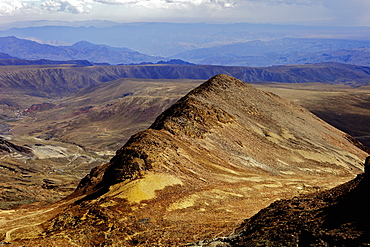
[1, 22, 370, 66]
[2, 22, 370, 56]
[173, 38, 370, 66]
[1, 35, 370, 67]
[0, 58, 96, 66]
[0, 36, 163, 64]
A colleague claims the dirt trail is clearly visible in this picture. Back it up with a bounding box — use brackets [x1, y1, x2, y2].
[0, 200, 73, 243]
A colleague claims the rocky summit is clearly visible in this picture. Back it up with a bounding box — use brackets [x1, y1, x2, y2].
[3, 74, 368, 246]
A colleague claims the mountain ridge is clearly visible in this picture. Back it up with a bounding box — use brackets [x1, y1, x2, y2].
[2, 63, 370, 97]
[75, 74, 368, 197]
[0, 36, 162, 64]
[2, 30, 370, 66]
[2, 22, 370, 57]
[173, 38, 370, 67]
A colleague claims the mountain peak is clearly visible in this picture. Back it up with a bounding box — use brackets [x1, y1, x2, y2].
[150, 74, 241, 137]
[201, 73, 246, 87]
[71, 40, 95, 48]
[190, 73, 249, 96]
[75, 74, 252, 193]
[75, 74, 367, 197]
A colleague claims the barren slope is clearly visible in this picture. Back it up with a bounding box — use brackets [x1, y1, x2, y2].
[7, 78, 202, 151]
[253, 82, 370, 148]
[3, 74, 367, 246]
[0, 136, 108, 209]
[196, 157, 370, 246]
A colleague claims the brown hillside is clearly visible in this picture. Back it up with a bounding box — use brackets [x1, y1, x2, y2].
[7, 78, 202, 151]
[3, 74, 368, 246]
[196, 157, 370, 246]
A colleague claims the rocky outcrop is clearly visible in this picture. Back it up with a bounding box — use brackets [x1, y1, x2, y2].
[22, 103, 57, 114]
[150, 75, 237, 137]
[0, 137, 32, 155]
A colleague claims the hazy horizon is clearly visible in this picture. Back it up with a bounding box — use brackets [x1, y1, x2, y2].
[0, 0, 369, 27]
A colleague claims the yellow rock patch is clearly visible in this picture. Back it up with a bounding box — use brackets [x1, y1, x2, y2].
[103, 172, 183, 203]
[167, 194, 199, 211]
[281, 129, 295, 139]
[296, 150, 338, 164]
[100, 200, 118, 208]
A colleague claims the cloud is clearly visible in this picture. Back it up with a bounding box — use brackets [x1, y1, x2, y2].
[0, 0, 36, 15]
[41, 0, 93, 14]
[0, 0, 93, 15]
[251, 0, 319, 5]
[93, 0, 236, 8]
[93, 0, 133, 4]
[0, 0, 369, 26]
[0, 0, 235, 17]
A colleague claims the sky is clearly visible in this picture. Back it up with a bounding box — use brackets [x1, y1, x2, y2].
[0, 0, 369, 26]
